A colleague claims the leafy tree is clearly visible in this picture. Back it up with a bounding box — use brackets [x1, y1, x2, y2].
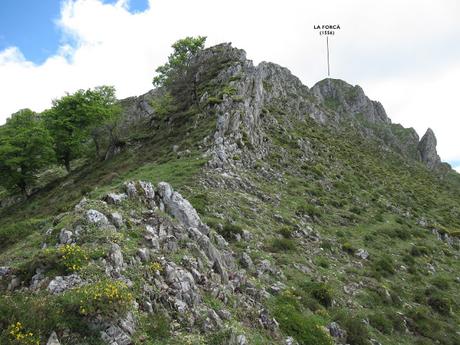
[0, 109, 55, 195]
[152, 36, 206, 87]
[43, 86, 121, 171]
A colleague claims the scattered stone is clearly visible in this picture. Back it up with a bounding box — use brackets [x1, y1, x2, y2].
[285, 337, 299, 345]
[269, 281, 286, 295]
[105, 193, 128, 205]
[59, 229, 73, 244]
[157, 182, 209, 235]
[137, 248, 150, 262]
[7, 276, 21, 291]
[124, 181, 138, 198]
[110, 212, 124, 229]
[47, 274, 82, 294]
[240, 252, 254, 270]
[109, 244, 124, 272]
[86, 209, 109, 226]
[229, 333, 247, 345]
[46, 331, 61, 345]
[327, 322, 347, 341]
[0, 266, 11, 277]
[101, 325, 131, 345]
[355, 249, 369, 260]
[217, 309, 232, 320]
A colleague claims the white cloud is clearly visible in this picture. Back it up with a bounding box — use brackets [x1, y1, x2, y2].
[0, 0, 459, 164]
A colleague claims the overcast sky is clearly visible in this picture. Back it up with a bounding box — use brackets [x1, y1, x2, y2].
[0, 0, 459, 171]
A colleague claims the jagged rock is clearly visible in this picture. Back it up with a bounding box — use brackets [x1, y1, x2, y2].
[101, 325, 131, 345]
[355, 249, 369, 260]
[157, 182, 209, 235]
[47, 274, 82, 294]
[105, 193, 127, 205]
[240, 252, 254, 270]
[269, 281, 286, 295]
[0, 266, 11, 277]
[7, 276, 21, 291]
[110, 212, 124, 229]
[187, 227, 229, 283]
[164, 262, 201, 311]
[285, 337, 299, 345]
[217, 309, 232, 320]
[312, 78, 390, 124]
[327, 322, 347, 342]
[124, 181, 138, 198]
[137, 248, 150, 262]
[74, 198, 88, 212]
[30, 268, 47, 290]
[46, 331, 61, 345]
[109, 244, 124, 272]
[86, 209, 109, 226]
[59, 229, 73, 244]
[418, 128, 441, 169]
[229, 332, 247, 345]
[259, 308, 279, 330]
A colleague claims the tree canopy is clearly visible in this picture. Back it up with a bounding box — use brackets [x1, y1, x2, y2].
[43, 86, 120, 171]
[153, 36, 206, 87]
[0, 109, 55, 195]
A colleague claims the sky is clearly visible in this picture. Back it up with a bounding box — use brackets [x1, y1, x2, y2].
[0, 0, 459, 171]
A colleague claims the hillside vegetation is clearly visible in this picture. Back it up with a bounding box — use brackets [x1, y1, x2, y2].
[0, 41, 459, 345]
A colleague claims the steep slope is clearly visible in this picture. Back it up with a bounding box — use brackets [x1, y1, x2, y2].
[1, 43, 460, 345]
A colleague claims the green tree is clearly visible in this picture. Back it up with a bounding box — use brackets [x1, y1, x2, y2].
[152, 36, 206, 87]
[43, 86, 121, 171]
[0, 109, 55, 196]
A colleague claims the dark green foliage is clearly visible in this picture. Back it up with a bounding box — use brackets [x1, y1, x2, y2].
[410, 245, 431, 257]
[368, 312, 393, 334]
[153, 36, 206, 87]
[372, 255, 396, 276]
[270, 238, 296, 252]
[303, 281, 334, 308]
[0, 218, 47, 250]
[0, 109, 55, 195]
[219, 222, 243, 241]
[341, 241, 356, 254]
[334, 312, 370, 345]
[270, 294, 334, 345]
[278, 226, 294, 238]
[142, 312, 170, 340]
[43, 86, 120, 171]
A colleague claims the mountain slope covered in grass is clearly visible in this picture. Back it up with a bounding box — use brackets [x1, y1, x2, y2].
[0, 43, 459, 345]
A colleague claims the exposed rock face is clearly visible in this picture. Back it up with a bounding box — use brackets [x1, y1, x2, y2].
[46, 332, 61, 345]
[418, 128, 441, 169]
[312, 78, 390, 124]
[47, 274, 82, 294]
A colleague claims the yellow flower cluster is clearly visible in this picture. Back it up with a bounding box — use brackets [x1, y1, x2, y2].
[59, 244, 88, 272]
[149, 261, 163, 273]
[77, 280, 133, 317]
[8, 322, 39, 345]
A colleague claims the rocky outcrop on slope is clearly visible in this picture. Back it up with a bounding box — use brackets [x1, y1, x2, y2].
[312, 78, 390, 124]
[418, 128, 441, 169]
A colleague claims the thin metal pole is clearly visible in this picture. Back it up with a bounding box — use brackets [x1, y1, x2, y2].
[326, 36, 330, 77]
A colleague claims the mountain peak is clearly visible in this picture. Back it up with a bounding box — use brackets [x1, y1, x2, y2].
[418, 127, 441, 169]
[312, 78, 390, 124]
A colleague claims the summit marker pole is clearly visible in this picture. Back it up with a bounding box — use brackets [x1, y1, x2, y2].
[326, 36, 330, 77]
[314, 24, 340, 78]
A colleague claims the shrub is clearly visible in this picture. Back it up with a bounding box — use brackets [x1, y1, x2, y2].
[7, 322, 40, 345]
[219, 223, 243, 241]
[64, 280, 133, 318]
[335, 312, 370, 345]
[368, 313, 393, 334]
[270, 294, 334, 345]
[372, 255, 396, 276]
[59, 244, 88, 272]
[308, 282, 334, 308]
[410, 245, 431, 257]
[270, 238, 296, 252]
[341, 241, 356, 255]
[279, 226, 294, 239]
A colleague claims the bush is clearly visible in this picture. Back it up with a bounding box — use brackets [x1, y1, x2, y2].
[270, 294, 334, 345]
[278, 226, 294, 239]
[59, 244, 89, 272]
[270, 238, 296, 252]
[219, 223, 243, 241]
[410, 245, 431, 257]
[341, 241, 356, 255]
[372, 255, 396, 276]
[308, 282, 334, 308]
[335, 312, 370, 345]
[368, 313, 393, 334]
[63, 280, 133, 318]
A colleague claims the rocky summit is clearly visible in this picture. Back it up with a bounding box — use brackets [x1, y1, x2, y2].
[0, 43, 459, 345]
